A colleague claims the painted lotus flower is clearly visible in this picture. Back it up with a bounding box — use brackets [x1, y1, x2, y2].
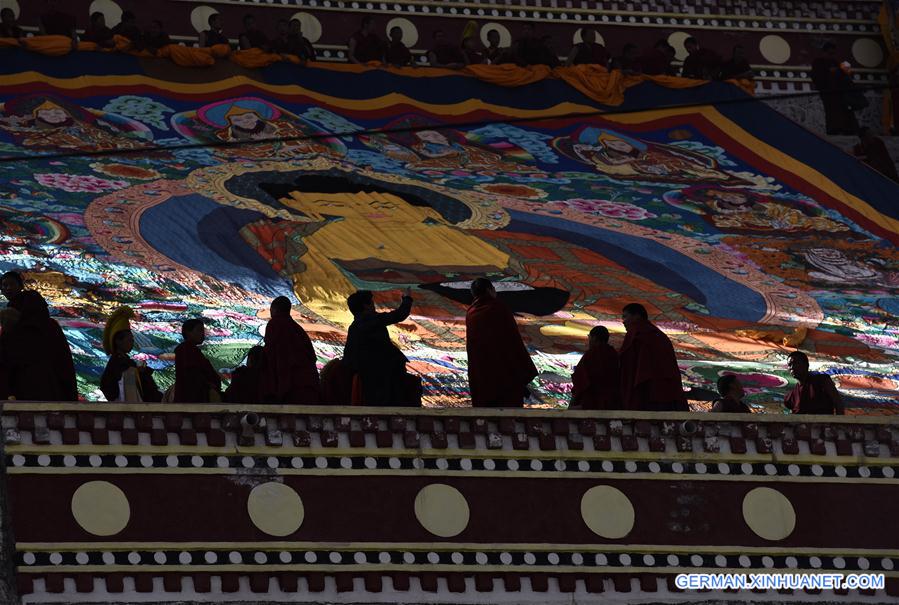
[35, 173, 129, 193]
[91, 163, 161, 180]
[557, 198, 656, 220]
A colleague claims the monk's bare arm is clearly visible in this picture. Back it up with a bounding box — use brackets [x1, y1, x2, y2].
[371, 295, 413, 328]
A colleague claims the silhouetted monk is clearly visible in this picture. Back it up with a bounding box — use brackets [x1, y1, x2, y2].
[571, 326, 620, 410]
[100, 306, 162, 402]
[680, 36, 722, 79]
[466, 278, 538, 407]
[618, 303, 687, 411]
[225, 345, 264, 404]
[784, 351, 844, 415]
[0, 308, 18, 399]
[0, 307, 53, 401]
[1, 271, 77, 401]
[173, 319, 221, 403]
[261, 296, 320, 404]
[711, 374, 750, 413]
[39, 0, 76, 38]
[343, 288, 419, 406]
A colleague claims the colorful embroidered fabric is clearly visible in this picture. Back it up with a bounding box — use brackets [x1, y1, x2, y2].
[0, 54, 896, 412]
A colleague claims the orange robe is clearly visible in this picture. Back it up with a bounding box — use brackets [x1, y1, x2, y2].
[619, 318, 687, 411]
[466, 297, 537, 407]
[571, 343, 620, 410]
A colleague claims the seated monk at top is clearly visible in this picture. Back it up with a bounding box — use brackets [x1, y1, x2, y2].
[40, 0, 76, 38]
[343, 288, 420, 406]
[711, 374, 750, 413]
[143, 20, 172, 53]
[287, 18, 316, 60]
[718, 44, 753, 80]
[83, 11, 115, 48]
[173, 319, 221, 403]
[201, 13, 229, 48]
[610, 43, 639, 73]
[681, 36, 722, 80]
[428, 29, 466, 68]
[0, 8, 24, 39]
[618, 302, 687, 411]
[565, 28, 609, 67]
[100, 306, 162, 403]
[386, 25, 412, 66]
[111, 10, 142, 46]
[466, 278, 538, 407]
[784, 351, 844, 415]
[261, 296, 320, 404]
[570, 325, 620, 410]
[483, 28, 508, 65]
[239, 13, 269, 51]
[348, 16, 384, 64]
[636, 39, 675, 75]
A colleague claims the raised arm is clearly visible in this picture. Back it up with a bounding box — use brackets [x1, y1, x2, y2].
[372, 291, 413, 327]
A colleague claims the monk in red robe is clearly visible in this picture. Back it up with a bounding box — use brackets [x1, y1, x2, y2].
[1, 270, 78, 401]
[466, 278, 538, 407]
[680, 36, 722, 80]
[343, 288, 419, 406]
[784, 351, 844, 415]
[618, 303, 687, 411]
[260, 296, 320, 404]
[711, 374, 750, 413]
[225, 345, 264, 404]
[173, 319, 221, 403]
[571, 326, 620, 410]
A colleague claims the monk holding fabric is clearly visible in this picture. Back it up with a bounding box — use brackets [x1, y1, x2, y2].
[100, 306, 162, 403]
[261, 296, 320, 404]
[784, 351, 844, 415]
[173, 319, 221, 403]
[466, 278, 538, 407]
[571, 326, 620, 410]
[343, 288, 419, 406]
[618, 303, 687, 411]
[1, 271, 77, 401]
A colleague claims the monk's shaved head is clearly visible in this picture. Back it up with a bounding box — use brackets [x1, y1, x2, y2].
[471, 277, 496, 299]
[347, 290, 374, 316]
[271, 296, 292, 316]
[622, 303, 648, 320]
[788, 350, 810, 381]
[0, 270, 24, 301]
[589, 325, 609, 344]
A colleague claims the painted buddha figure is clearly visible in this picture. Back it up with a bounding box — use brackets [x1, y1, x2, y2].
[242, 187, 513, 323]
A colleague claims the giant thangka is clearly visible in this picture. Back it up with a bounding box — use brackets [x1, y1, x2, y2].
[0, 50, 897, 411]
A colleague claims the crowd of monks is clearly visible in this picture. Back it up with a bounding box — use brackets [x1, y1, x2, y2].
[4, 2, 754, 78]
[0, 270, 845, 415]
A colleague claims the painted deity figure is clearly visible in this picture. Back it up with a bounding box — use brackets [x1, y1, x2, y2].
[172, 97, 345, 160]
[803, 247, 899, 287]
[241, 187, 513, 323]
[0, 95, 151, 152]
[667, 186, 852, 234]
[359, 133, 420, 163]
[555, 127, 741, 184]
[403, 129, 529, 173]
[376, 116, 533, 174]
